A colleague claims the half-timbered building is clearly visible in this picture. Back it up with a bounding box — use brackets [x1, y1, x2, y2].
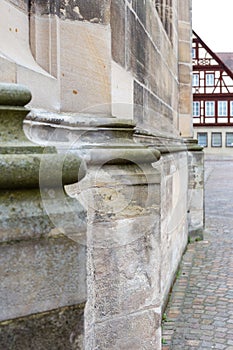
[192, 31, 233, 154]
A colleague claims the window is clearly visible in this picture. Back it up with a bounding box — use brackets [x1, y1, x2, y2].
[193, 101, 200, 116]
[230, 101, 233, 116]
[211, 133, 222, 147]
[205, 101, 215, 116]
[192, 48, 196, 59]
[206, 73, 214, 86]
[197, 133, 208, 147]
[192, 74, 199, 87]
[226, 133, 233, 147]
[218, 101, 228, 116]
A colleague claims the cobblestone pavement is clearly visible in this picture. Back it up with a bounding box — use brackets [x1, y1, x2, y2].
[162, 158, 233, 350]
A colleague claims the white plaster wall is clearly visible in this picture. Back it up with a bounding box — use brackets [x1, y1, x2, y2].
[194, 126, 233, 156]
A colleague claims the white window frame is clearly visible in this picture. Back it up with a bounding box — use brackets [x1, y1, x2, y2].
[230, 101, 233, 116]
[211, 132, 222, 147]
[206, 73, 214, 86]
[205, 101, 215, 116]
[197, 132, 208, 147]
[226, 133, 233, 147]
[192, 48, 196, 59]
[193, 101, 200, 117]
[192, 74, 199, 87]
[218, 101, 228, 116]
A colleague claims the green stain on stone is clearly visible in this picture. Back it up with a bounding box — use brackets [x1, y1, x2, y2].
[0, 83, 31, 106]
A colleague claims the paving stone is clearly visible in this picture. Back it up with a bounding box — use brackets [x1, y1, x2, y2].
[215, 345, 226, 350]
[162, 159, 233, 349]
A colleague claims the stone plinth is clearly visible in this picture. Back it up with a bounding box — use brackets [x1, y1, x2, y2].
[25, 111, 163, 349]
[79, 161, 161, 349]
[0, 84, 86, 349]
[25, 110, 192, 349]
[185, 138, 204, 241]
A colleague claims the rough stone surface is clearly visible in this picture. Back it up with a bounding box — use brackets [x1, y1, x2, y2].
[0, 0, 192, 127]
[0, 56, 16, 83]
[94, 310, 161, 350]
[159, 152, 189, 301]
[0, 154, 85, 189]
[8, 0, 28, 12]
[0, 83, 87, 350]
[59, 19, 112, 113]
[109, 0, 179, 131]
[0, 83, 31, 106]
[178, 0, 192, 137]
[187, 149, 204, 240]
[82, 161, 163, 349]
[0, 236, 86, 321]
[0, 106, 30, 145]
[29, 0, 111, 23]
[111, 0, 125, 67]
[0, 303, 85, 350]
[0, 1, 195, 349]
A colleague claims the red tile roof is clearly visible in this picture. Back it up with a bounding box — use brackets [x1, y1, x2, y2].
[217, 53, 233, 72]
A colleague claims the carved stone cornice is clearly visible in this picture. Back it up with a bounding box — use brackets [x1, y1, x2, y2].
[0, 83, 86, 243]
[0, 84, 85, 190]
[183, 137, 203, 152]
[24, 110, 161, 167]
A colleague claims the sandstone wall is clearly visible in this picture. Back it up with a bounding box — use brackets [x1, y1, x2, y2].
[0, 0, 190, 134]
[0, 1, 202, 349]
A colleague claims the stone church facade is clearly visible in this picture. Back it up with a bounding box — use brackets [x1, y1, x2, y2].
[0, 1, 203, 349]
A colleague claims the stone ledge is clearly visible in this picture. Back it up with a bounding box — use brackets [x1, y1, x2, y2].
[0, 303, 85, 350]
[0, 154, 86, 189]
[0, 83, 31, 106]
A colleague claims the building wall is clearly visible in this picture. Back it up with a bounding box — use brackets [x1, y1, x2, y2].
[194, 126, 233, 156]
[177, 0, 193, 137]
[0, 1, 199, 349]
[0, 0, 186, 129]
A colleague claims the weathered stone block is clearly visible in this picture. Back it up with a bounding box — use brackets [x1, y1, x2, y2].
[90, 309, 161, 350]
[60, 20, 111, 113]
[0, 56, 16, 83]
[60, 0, 111, 23]
[90, 217, 161, 320]
[179, 114, 193, 138]
[178, 21, 192, 42]
[179, 41, 192, 63]
[159, 152, 189, 300]
[0, 304, 84, 350]
[111, 0, 125, 67]
[8, 0, 27, 11]
[179, 84, 192, 114]
[133, 80, 144, 124]
[187, 149, 204, 240]
[0, 189, 86, 242]
[178, 0, 191, 22]
[132, 0, 147, 26]
[146, 39, 161, 95]
[126, 7, 147, 85]
[0, 237, 86, 321]
[188, 152, 204, 190]
[17, 65, 59, 110]
[179, 63, 192, 85]
[143, 89, 173, 132]
[111, 61, 134, 119]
